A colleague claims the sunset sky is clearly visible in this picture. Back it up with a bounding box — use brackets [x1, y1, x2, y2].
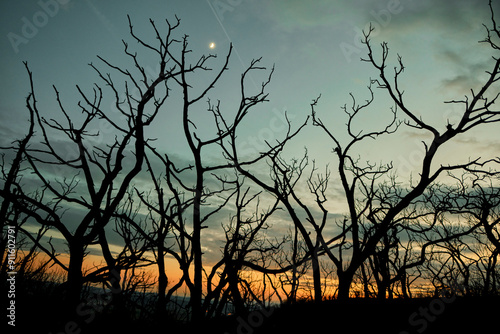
[1, 0, 500, 272]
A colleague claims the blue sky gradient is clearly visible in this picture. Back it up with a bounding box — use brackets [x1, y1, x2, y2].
[2, 0, 500, 264]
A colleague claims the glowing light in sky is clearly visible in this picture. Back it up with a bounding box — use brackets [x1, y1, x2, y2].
[209, 42, 215, 49]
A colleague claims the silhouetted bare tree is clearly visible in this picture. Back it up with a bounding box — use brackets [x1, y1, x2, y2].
[309, 1, 500, 298]
[3, 4, 500, 333]
[438, 171, 500, 295]
[0, 15, 189, 311]
[200, 176, 282, 316]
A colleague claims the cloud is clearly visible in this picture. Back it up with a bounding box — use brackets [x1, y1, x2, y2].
[451, 135, 500, 154]
[256, 0, 487, 38]
[434, 44, 492, 96]
[375, 0, 490, 34]
[258, 0, 343, 32]
[349, 0, 492, 54]
[348, 0, 498, 98]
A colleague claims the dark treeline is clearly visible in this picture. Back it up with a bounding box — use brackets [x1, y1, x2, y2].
[1, 2, 500, 333]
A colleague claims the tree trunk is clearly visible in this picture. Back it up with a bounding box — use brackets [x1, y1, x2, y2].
[66, 242, 84, 309]
[157, 248, 168, 316]
[400, 273, 410, 299]
[361, 263, 371, 298]
[337, 270, 354, 300]
[227, 266, 245, 316]
[191, 184, 203, 322]
[377, 281, 387, 299]
[311, 253, 322, 302]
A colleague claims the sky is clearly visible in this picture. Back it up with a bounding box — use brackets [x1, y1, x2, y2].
[1, 0, 500, 272]
[1, 0, 499, 170]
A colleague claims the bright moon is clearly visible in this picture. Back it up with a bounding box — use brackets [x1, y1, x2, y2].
[209, 42, 216, 49]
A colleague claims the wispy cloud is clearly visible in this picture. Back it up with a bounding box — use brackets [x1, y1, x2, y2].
[258, 0, 343, 32]
[436, 45, 492, 95]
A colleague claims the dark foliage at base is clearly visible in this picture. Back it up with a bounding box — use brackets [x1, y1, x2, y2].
[257, 298, 499, 334]
[5, 278, 499, 334]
